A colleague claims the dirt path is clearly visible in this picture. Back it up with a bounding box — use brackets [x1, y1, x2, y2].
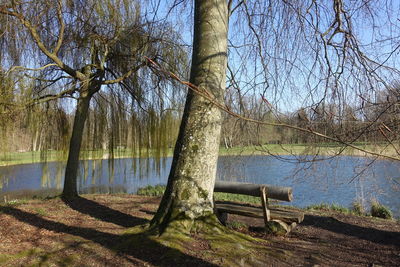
[0, 195, 399, 266]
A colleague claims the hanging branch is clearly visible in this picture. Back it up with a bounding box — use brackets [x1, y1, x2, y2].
[145, 56, 400, 162]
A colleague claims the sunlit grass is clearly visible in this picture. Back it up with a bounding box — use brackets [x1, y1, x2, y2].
[0, 150, 65, 166]
[306, 201, 394, 220]
[0, 148, 173, 166]
[219, 143, 395, 157]
[306, 203, 350, 214]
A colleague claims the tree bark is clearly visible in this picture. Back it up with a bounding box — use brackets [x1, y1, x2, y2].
[214, 181, 293, 201]
[150, 0, 228, 233]
[62, 84, 97, 198]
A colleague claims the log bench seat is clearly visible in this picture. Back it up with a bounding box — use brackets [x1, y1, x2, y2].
[214, 181, 304, 235]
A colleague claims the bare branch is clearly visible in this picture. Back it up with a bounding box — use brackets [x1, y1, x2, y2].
[146, 57, 400, 162]
[0, 5, 85, 80]
[53, 0, 65, 55]
[28, 86, 78, 106]
[6, 64, 58, 75]
[103, 62, 146, 85]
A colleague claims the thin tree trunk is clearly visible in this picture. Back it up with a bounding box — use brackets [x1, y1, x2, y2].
[37, 129, 43, 152]
[62, 90, 92, 198]
[32, 128, 40, 151]
[151, 0, 228, 233]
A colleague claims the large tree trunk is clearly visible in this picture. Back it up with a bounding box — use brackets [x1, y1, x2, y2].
[62, 85, 96, 198]
[150, 0, 228, 233]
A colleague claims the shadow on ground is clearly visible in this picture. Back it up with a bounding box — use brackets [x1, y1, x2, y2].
[302, 214, 400, 247]
[62, 196, 147, 227]
[0, 205, 217, 267]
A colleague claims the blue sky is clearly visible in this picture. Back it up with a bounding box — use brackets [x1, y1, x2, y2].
[4, 0, 400, 116]
[142, 1, 398, 115]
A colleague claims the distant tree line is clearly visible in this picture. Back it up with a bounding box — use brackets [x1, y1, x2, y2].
[2, 79, 399, 153]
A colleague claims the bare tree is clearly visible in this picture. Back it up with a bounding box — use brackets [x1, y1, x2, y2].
[226, 0, 400, 157]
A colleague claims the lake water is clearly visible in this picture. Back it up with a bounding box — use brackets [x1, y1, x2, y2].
[1, 155, 399, 218]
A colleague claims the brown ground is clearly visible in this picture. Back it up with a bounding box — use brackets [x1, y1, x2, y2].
[0, 194, 399, 266]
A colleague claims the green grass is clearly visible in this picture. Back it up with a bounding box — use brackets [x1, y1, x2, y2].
[306, 203, 350, 214]
[0, 148, 173, 166]
[34, 207, 49, 216]
[219, 144, 309, 156]
[226, 220, 247, 230]
[306, 201, 395, 220]
[1, 199, 29, 206]
[0, 150, 64, 166]
[0, 248, 42, 266]
[136, 185, 261, 204]
[213, 192, 260, 204]
[330, 203, 350, 213]
[219, 142, 399, 159]
[306, 203, 330, 211]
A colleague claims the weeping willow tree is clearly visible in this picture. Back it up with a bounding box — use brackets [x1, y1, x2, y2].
[0, 68, 17, 154]
[0, 0, 188, 198]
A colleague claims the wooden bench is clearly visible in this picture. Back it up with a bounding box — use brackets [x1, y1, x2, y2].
[214, 181, 304, 235]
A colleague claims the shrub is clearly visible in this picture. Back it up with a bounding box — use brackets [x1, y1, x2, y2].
[137, 185, 166, 196]
[351, 201, 365, 216]
[370, 200, 393, 219]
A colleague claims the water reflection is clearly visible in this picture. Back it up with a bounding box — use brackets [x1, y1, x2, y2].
[0, 155, 399, 218]
[79, 184, 127, 194]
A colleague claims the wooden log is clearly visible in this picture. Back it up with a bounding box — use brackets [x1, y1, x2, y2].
[215, 203, 265, 219]
[268, 207, 304, 224]
[214, 181, 293, 201]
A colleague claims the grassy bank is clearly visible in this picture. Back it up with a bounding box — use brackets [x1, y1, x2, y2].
[1, 143, 397, 167]
[219, 142, 398, 158]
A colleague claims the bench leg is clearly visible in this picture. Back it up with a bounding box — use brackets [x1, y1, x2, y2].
[260, 186, 270, 225]
[216, 210, 228, 225]
[265, 220, 295, 236]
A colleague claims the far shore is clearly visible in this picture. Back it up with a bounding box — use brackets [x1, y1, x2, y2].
[0, 143, 398, 167]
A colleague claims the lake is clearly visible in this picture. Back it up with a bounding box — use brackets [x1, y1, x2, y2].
[1, 155, 399, 218]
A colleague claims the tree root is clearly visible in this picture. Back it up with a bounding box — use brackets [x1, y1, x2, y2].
[121, 215, 294, 266]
